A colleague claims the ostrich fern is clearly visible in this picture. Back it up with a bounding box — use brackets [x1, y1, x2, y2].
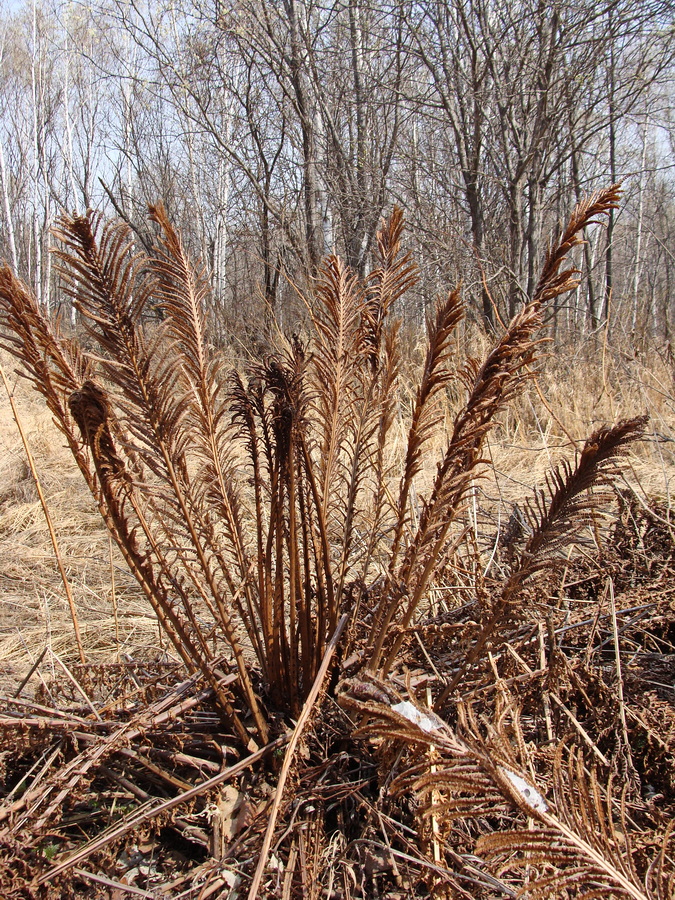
[0, 186, 642, 750]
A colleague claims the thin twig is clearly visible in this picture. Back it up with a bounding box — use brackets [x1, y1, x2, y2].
[49, 650, 101, 721]
[73, 868, 157, 898]
[110, 535, 120, 663]
[13, 645, 48, 698]
[538, 623, 553, 743]
[549, 693, 610, 767]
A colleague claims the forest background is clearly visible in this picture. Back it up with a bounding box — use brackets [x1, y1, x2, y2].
[0, 0, 673, 345]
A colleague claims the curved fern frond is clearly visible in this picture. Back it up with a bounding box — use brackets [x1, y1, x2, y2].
[310, 256, 365, 528]
[439, 415, 647, 699]
[533, 184, 622, 306]
[389, 288, 464, 569]
[148, 204, 260, 655]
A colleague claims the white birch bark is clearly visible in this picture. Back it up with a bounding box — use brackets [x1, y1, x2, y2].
[631, 128, 647, 334]
[63, 25, 79, 215]
[0, 32, 18, 272]
[214, 97, 234, 302]
[31, 0, 43, 307]
[0, 136, 18, 271]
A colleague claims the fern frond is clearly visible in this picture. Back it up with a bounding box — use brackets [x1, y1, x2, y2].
[340, 678, 666, 900]
[389, 289, 464, 569]
[0, 265, 91, 426]
[475, 742, 655, 900]
[357, 320, 402, 586]
[52, 213, 184, 478]
[533, 184, 622, 306]
[148, 205, 260, 655]
[52, 213, 151, 369]
[363, 206, 418, 364]
[66, 377, 256, 745]
[370, 298, 542, 671]
[438, 416, 647, 699]
[517, 416, 648, 580]
[148, 203, 210, 386]
[49, 212, 270, 742]
[646, 822, 675, 900]
[0, 268, 212, 685]
[310, 256, 365, 526]
[369, 186, 624, 674]
[419, 294, 541, 542]
[309, 233, 409, 611]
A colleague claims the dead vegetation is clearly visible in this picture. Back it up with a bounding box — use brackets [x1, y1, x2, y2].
[0, 187, 672, 898]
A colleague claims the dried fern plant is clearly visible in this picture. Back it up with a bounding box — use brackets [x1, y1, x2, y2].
[340, 677, 674, 900]
[0, 187, 630, 749]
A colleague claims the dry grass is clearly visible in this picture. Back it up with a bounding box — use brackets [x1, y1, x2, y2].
[0, 358, 165, 690]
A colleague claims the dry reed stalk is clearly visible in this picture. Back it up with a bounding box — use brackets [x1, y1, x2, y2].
[608, 576, 633, 768]
[109, 534, 120, 663]
[72, 869, 156, 898]
[0, 364, 86, 664]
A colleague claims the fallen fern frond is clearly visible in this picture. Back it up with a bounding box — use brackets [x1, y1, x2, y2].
[340, 678, 671, 900]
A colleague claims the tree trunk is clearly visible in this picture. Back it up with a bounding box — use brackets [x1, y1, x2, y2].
[286, 0, 323, 273]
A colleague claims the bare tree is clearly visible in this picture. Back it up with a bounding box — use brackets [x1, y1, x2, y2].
[405, 0, 673, 328]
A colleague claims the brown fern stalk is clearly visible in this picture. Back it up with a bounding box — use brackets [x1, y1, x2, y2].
[0, 267, 91, 427]
[532, 184, 622, 306]
[149, 205, 261, 658]
[369, 299, 542, 673]
[269, 346, 308, 710]
[0, 192, 630, 761]
[389, 288, 464, 571]
[369, 186, 622, 675]
[362, 205, 418, 366]
[311, 256, 364, 530]
[66, 379, 254, 745]
[475, 743, 658, 900]
[233, 342, 334, 710]
[331, 318, 403, 605]
[47, 219, 262, 740]
[436, 415, 648, 704]
[358, 321, 401, 585]
[230, 373, 275, 679]
[347, 209, 412, 587]
[310, 210, 416, 610]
